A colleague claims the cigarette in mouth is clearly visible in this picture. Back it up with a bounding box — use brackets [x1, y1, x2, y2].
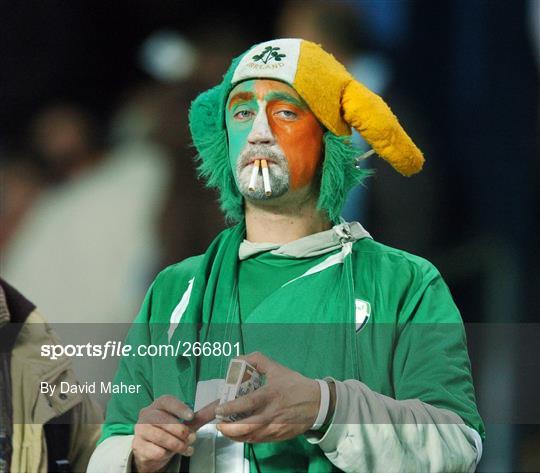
[248, 159, 260, 191]
[261, 159, 272, 196]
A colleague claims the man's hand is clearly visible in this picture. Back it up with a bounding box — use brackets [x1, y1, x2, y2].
[132, 395, 217, 473]
[215, 352, 321, 443]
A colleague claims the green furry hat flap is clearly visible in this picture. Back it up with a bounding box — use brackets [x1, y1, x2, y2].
[188, 47, 370, 223]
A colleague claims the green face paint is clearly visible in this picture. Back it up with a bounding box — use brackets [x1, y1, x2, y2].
[225, 81, 258, 185]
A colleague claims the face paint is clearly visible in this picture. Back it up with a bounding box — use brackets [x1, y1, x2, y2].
[226, 81, 289, 199]
[226, 81, 257, 182]
[254, 81, 323, 190]
[226, 79, 323, 196]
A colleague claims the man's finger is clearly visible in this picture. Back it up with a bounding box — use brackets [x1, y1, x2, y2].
[185, 400, 219, 431]
[153, 395, 194, 421]
[134, 439, 169, 462]
[215, 389, 266, 418]
[155, 422, 193, 442]
[139, 407, 182, 425]
[240, 352, 272, 375]
[139, 425, 190, 454]
[216, 414, 267, 439]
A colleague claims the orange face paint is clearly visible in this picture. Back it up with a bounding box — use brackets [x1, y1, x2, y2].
[253, 81, 324, 190]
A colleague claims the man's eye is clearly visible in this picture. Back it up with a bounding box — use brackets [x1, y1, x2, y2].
[233, 110, 254, 121]
[275, 110, 297, 120]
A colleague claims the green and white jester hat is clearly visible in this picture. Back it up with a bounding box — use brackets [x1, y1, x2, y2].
[189, 38, 424, 223]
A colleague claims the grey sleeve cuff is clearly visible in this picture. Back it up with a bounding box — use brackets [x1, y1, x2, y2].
[87, 435, 135, 473]
[86, 435, 183, 473]
[305, 378, 481, 473]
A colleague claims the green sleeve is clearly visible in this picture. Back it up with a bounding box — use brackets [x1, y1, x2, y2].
[97, 281, 156, 444]
[392, 264, 485, 439]
[97, 257, 203, 444]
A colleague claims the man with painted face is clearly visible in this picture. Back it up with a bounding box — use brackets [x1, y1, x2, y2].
[89, 39, 484, 473]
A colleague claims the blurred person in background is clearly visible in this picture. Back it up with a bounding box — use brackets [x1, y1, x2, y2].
[1, 105, 106, 254]
[0, 278, 102, 473]
[2, 101, 168, 326]
[1, 101, 170, 407]
[28, 105, 105, 185]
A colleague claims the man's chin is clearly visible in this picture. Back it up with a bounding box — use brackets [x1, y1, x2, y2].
[240, 188, 287, 201]
[238, 182, 289, 202]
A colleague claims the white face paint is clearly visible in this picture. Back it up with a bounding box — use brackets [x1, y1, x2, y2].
[247, 100, 274, 144]
[235, 99, 289, 200]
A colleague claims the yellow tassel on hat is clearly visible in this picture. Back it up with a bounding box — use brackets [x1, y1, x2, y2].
[293, 40, 424, 176]
[342, 80, 424, 176]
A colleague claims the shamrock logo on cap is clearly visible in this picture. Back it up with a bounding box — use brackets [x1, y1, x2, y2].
[252, 46, 286, 64]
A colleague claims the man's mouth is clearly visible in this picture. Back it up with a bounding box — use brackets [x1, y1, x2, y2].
[244, 158, 275, 168]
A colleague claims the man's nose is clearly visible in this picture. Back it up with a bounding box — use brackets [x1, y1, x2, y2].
[247, 108, 275, 146]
